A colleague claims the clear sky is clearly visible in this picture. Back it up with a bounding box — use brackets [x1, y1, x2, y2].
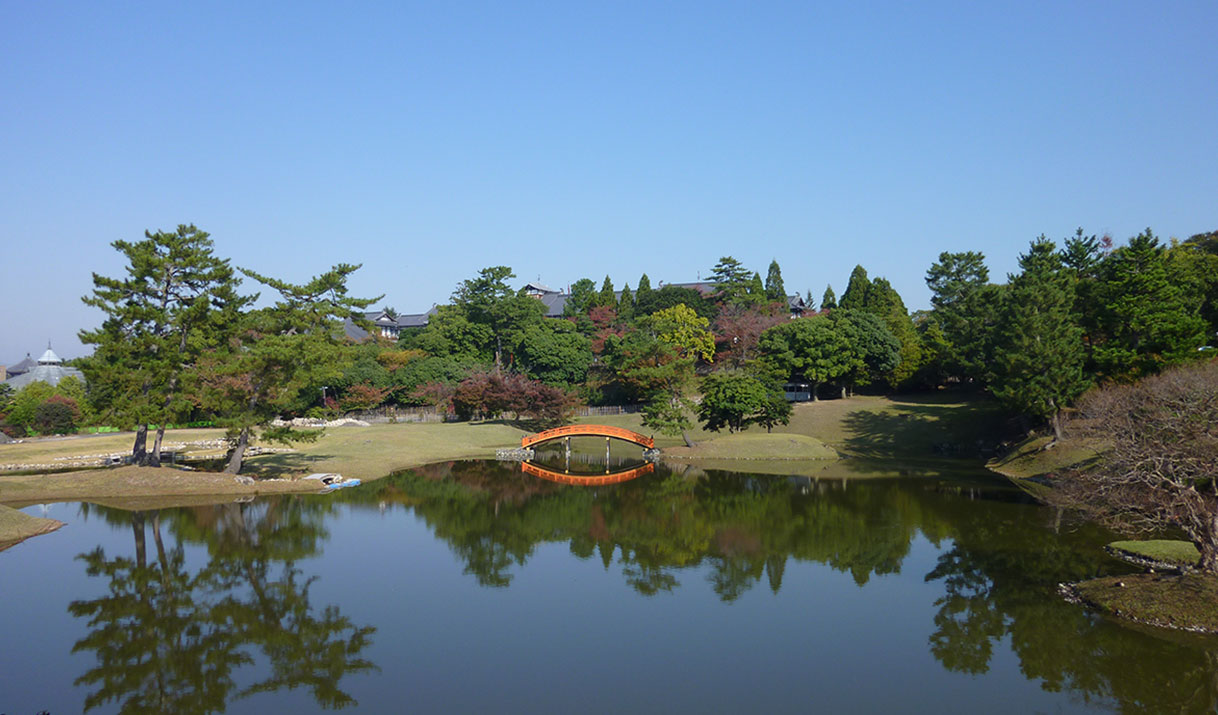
[2, 1, 1215, 361]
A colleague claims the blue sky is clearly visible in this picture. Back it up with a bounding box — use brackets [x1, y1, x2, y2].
[3, 1, 1215, 361]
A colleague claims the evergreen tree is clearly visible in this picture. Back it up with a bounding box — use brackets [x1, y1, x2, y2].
[765, 260, 786, 302]
[635, 274, 654, 315]
[710, 256, 751, 286]
[747, 272, 765, 302]
[865, 278, 924, 388]
[79, 225, 251, 466]
[709, 256, 753, 306]
[1059, 228, 1105, 368]
[821, 285, 837, 311]
[838, 265, 872, 311]
[198, 264, 376, 474]
[1093, 229, 1208, 378]
[617, 283, 634, 321]
[991, 237, 1089, 439]
[563, 278, 597, 317]
[595, 275, 617, 310]
[924, 251, 998, 384]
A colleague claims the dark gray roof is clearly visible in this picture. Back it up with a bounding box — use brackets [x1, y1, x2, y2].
[343, 306, 438, 341]
[5, 353, 35, 376]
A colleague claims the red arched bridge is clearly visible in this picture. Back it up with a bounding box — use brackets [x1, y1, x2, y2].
[521, 424, 655, 450]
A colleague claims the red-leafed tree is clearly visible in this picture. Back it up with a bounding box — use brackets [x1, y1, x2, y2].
[714, 302, 788, 369]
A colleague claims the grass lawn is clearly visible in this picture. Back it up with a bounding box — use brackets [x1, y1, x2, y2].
[578, 393, 1005, 462]
[1107, 540, 1201, 569]
[987, 434, 1101, 479]
[0, 427, 231, 468]
[1072, 572, 1218, 633]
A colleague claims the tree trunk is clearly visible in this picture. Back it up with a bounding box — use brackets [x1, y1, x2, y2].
[811, 381, 819, 402]
[223, 426, 251, 474]
[1051, 409, 1063, 443]
[132, 425, 148, 465]
[149, 426, 165, 468]
[840, 385, 847, 400]
[1198, 516, 1218, 574]
[681, 430, 696, 448]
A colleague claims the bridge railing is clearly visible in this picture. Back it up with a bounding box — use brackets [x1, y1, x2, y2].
[521, 424, 655, 449]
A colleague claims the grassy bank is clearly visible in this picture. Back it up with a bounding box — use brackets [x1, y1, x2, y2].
[1068, 573, 1218, 634]
[663, 433, 837, 460]
[1107, 540, 1201, 570]
[0, 504, 64, 551]
[987, 434, 1100, 480]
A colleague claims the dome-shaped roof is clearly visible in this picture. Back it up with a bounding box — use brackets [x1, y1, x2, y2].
[37, 347, 62, 365]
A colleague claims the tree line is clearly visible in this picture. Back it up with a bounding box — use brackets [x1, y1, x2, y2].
[1, 224, 1214, 468]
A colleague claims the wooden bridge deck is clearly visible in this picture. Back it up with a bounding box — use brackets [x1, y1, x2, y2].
[521, 424, 655, 449]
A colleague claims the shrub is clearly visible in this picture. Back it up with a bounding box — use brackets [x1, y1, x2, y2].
[32, 395, 82, 435]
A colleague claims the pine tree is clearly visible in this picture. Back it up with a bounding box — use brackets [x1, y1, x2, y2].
[79, 225, 251, 466]
[1094, 229, 1208, 378]
[765, 260, 786, 302]
[747, 272, 765, 302]
[199, 264, 376, 474]
[991, 237, 1088, 439]
[821, 285, 837, 311]
[838, 265, 871, 311]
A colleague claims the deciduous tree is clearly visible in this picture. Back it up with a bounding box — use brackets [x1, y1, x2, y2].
[1053, 360, 1218, 572]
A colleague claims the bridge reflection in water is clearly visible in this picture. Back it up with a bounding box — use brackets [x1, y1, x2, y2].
[521, 460, 655, 486]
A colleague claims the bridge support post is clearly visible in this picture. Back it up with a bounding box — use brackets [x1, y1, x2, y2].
[605, 437, 611, 470]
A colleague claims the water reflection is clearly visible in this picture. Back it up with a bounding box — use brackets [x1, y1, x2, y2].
[44, 458, 1218, 713]
[69, 500, 377, 713]
[333, 459, 1218, 711]
[522, 460, 654, 485]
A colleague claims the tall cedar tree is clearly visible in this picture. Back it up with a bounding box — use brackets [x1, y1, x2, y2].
[635, 274, 653, 312]
[865, 278, 924, 388]
[199, 264, 376, 474]
[452, 266, 546, 368]
[595, 276, 616, 310]
[838, 265, 871, 311]
[1094, 230, 1207, 379]
[821, 285, 837, 310]
[80, 225, 251, 466]
[764, 260, 786, 302]
[617, 283, 634, 321]
[991, 237, 1088, 439]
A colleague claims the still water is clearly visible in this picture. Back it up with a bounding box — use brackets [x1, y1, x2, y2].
[2, 457, 1216, 714]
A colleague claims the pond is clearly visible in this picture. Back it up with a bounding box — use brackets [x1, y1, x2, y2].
[2, 458, 1216, 713]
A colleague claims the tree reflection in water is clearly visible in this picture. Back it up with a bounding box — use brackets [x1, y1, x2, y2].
[70, 499, 376, 713]
[338, 459, 1218, 710]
